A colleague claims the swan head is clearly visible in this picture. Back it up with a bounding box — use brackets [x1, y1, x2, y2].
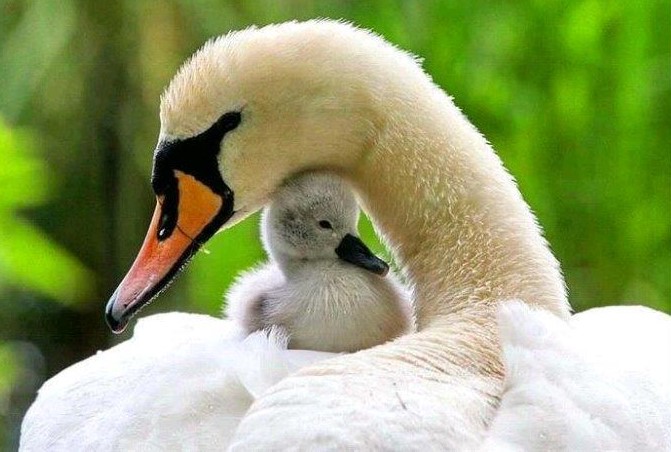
[105, 20, 411, 333]
[262, 172, 388, 275]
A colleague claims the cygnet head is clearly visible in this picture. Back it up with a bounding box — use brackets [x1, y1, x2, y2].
[263, 173, 389, 276]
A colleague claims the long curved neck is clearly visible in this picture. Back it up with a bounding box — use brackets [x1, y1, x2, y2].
[349, 83, 569, 329]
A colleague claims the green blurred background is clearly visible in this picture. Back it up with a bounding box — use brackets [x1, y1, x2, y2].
[1, 0, 669, 448]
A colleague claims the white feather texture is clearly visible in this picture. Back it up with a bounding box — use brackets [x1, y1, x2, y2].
[481, 302, 671, 452]
[19, 314, 329, 451]
[225, 261, 413, 352]
[19, 313, 335, 451]
[21, 305, 671, 451]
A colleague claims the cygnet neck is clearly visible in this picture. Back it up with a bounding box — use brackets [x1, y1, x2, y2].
[348, 81, 569, 329]
[271, 251, 312, 278]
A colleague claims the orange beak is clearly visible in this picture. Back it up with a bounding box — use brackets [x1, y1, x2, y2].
[105, 171, 232, 333]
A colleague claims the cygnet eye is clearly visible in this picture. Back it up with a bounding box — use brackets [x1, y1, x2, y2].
[318, 220, 332, 230]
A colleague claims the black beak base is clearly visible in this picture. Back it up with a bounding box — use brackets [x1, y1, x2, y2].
[335, 234, 389, 276]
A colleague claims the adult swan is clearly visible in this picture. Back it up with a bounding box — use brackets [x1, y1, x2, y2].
[22, 20, 669, 449]
[107, 19, 568, 448]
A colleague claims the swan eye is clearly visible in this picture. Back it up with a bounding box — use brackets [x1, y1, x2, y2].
[318, 220, 332, 230]
[215, 111, 242, 133]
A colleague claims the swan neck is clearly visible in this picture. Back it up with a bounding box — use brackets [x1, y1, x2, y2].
[350, 93, 569, 328]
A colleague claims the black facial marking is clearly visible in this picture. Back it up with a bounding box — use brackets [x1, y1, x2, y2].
[151, 111, 241, 241]
[105, 112, 242, 332]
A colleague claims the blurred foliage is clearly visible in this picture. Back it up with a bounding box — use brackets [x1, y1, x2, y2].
[0, 0, 669, 448]
[0, 120, 93, 302]
[0, 345, 18, 416]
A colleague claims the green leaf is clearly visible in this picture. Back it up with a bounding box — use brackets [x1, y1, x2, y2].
[0, 119, 93, 304]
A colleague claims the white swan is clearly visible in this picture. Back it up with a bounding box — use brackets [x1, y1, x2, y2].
[20, 171, 412, 451]
[21, 19, 671, 449]
[226, 171, 412, 352]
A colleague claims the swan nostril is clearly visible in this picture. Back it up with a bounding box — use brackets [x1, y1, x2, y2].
[158, 211, 171, 239]
[156, 188, 179, 241]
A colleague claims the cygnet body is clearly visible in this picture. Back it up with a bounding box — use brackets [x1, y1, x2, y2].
[226, 172, 413, 353]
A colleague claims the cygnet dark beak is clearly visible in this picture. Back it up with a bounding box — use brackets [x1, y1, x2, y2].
[335, 234, 389, 276]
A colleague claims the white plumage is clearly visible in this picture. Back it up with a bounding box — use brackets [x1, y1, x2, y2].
[23, 304, 670, 451]
[481, 302, 671, 451]
[20, 314, 333, 451]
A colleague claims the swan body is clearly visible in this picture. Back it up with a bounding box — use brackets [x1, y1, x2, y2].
[481, 302, 671, 451]
[21, 306, 671, 451]
[226, 172, 412, 352]
[22, 19, 671, 449]
[20, 313, 334, 451]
